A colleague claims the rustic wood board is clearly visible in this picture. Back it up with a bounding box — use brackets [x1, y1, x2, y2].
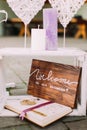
[27, 59, 81, 108]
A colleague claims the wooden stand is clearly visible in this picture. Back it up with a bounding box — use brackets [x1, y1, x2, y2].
[0, 48, 87, 116]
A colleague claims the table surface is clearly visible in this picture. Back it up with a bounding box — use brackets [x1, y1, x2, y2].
[0, 47, 86, 57]
[0, 48, 87, 129]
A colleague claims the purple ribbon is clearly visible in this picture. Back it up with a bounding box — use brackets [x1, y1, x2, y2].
[19, 101, 53, 120]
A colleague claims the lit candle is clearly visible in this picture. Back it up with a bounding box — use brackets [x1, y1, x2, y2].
[43, 8, 58, 50]
[31, 25, 46, 50]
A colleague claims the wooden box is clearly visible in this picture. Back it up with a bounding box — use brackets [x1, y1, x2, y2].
[5, 59, 82, 127]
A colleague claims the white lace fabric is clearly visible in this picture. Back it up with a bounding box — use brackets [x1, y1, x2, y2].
[49, 0, 86, 28]
[7, 0, 46, 25]
[7, 0, 85, 27]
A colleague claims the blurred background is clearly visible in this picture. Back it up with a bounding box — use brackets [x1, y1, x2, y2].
[0, 0, 87, 38]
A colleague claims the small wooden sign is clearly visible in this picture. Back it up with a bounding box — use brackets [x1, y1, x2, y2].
[27, 59, 81, 108]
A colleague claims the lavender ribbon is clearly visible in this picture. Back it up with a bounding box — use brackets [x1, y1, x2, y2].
[19, 101, 53, 120]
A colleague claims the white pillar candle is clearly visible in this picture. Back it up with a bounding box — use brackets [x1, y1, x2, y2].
[31, 28, 46, 50]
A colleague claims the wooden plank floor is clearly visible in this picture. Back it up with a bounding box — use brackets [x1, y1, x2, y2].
[0, 116, 87, 130]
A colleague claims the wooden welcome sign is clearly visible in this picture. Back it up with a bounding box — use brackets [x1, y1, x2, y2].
[27, 59, 81, 108]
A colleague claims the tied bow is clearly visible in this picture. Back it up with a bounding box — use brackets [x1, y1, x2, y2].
[19, 101, 53, 120]
[19, 111, 25, 120]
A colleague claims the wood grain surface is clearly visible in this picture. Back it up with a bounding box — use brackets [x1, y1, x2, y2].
[27, 59, 81, 108]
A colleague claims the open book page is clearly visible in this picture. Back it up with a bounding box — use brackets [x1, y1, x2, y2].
[5, 95, 72, 127]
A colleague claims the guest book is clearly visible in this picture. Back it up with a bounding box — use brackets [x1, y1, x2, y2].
[5, 59, 81, 127]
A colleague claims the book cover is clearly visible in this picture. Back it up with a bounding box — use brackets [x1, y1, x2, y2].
[5, 95, 72, 127]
